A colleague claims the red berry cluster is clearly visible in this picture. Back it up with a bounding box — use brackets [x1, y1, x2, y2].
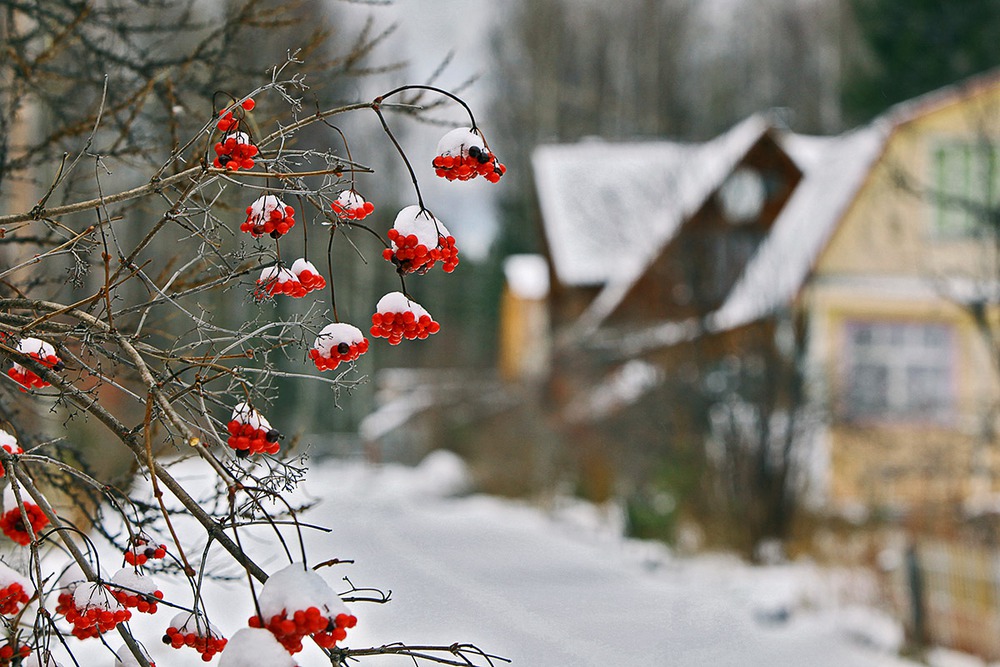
[331, 190, 375, 221]
[254, 268, 302, 299]
[0, 430, 23, 479]
[226, 404, 281, 457]
[213, 132, 258, 172]
[0, 502, 49, 546]
[370, 294, 440, 345]
[383, 229, 459, 275]
[163, 615, 227, 661]
[226, 420, 281, 456]
[0, 644, 29, 664]
[57, 590, 131, 639]
[432, 148, 506, 183]
[0, 582, 29, 615]
[309, 323, 369, 371]
[112, 587, 163, 614]
[215, 98, 254, 134]
[7, 338, 63, 391]
[432, 127, 506, 183]
[290, 259, 326, 293]
[242, 196, 296, 238]
[124, 537, 167, 567]
[248, 608, 357, 654]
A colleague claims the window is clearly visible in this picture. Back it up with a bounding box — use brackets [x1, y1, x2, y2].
[930, 141, 1000, 237]
[843, 321, 954, 422]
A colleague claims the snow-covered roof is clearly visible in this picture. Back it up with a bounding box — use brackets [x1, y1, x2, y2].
[582, 122, 890, 359]
[503, 254, 549, 300]
[533, 114, 772, 289]
[709, 122, 889, 332]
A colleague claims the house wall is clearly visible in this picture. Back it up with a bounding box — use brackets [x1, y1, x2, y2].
[808, 85, 1000, 514]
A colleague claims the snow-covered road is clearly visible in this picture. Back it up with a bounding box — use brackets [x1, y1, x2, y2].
[76, 451, 920, 666]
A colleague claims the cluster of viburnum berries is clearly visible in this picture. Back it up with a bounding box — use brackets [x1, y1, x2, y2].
[0, 93, 500, 664]
[216, 99, 504, 461]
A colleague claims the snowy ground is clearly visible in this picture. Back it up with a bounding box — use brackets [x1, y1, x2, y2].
[57, 451, 932, 667]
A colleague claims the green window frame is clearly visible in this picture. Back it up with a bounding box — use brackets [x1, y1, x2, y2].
[930, 140, 1000, 238]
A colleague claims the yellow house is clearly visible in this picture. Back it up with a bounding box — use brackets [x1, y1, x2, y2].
[531, 69, 1000, 523]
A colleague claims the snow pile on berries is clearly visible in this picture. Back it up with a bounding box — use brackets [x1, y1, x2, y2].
[310, 323, 368, 371]
[384, 205, 459, 275]
[370, 292, 440, 344]
[7, 337, 62, 390]
[242, 195, 295, 238]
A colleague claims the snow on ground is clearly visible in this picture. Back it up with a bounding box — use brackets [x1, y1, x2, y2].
[60, 450, 923, 666]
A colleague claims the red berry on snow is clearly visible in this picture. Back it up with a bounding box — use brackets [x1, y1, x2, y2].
[164, 612, 227, 660]
[254, 266, 303, 300]
[213, 130, 258, 172]
[0, 429, 23, 480]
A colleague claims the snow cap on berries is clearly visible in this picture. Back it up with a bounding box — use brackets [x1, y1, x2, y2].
[0, 429, 23, 478]
[370, 292, 441, 345]
[310, 323, 369, 371]
[289, 258, 326, 293]
[255, 266, 304, 299]
[8, 337, 63, 390]
[219, 628, 296, 667]
[433, 127, 506, 183]
[384, 206, 459, 274]
[164, 611, 227, 659]
[258, 563, 351, 621]
[243, 195, 295, 238]
[110, 568, 163, 614]
[231, 402, 271, 432]
[73, 582, 123, 614]
[213, 131, 258, 171]
[331, 190, 375, 221]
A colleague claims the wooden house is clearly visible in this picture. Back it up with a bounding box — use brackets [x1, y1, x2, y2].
[529, 70, 1000, 521]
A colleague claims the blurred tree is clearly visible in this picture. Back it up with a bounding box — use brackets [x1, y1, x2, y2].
[843, 0, 1000, 123]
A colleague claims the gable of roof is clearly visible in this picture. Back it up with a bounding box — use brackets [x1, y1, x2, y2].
[532, 113, 772, 289]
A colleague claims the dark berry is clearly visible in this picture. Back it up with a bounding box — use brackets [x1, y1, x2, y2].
[235, 448, 250, 459]
[477, 152, 491, 164]
[468, 146, 481, 158]
[163, 634, 172, 644]
[337, 342, 350, 355]
[265, 429, 280, 443]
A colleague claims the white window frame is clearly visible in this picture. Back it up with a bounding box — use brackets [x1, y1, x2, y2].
[842, 320, 956, 424]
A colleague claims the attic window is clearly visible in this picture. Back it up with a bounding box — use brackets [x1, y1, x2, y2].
[930, 140, 1000, 238]
[842, 320, 954, 423]
[717, 168, 766, 224]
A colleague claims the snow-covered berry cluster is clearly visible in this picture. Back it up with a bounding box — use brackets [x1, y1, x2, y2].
[247, 564, 356, 654]
[57, 583, 131, 639]
[163, 612, 227, 661]
[0, 429, 23, 479]
[0, 562, 32, 616]
[255, 260, 326, 300]
[370, 292, 440, 345]
[123, 535, 167, 567]
[242, 195, 295, 238]
[289, 259, 326, 293]
[110, 568, 163, 614]
[1, 488, 49, 546]
[7, 337, 63, 391]
[226, 403, 281, 456]
[309, 323, 369, 371]
[432, 127, 505, 183]
[331, 190, 375, 221]
[383, 205, 459, 275]
[213, 131, 258, 172]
